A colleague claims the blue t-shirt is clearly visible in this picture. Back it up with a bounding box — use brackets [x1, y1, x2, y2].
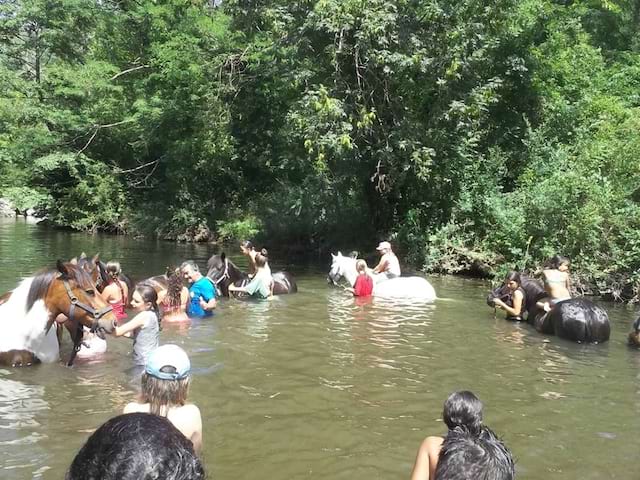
[188, 277, 216, 317]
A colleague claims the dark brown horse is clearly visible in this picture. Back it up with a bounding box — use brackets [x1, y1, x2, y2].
[0, 261, 117, 367]
[206, 253, 297, 297]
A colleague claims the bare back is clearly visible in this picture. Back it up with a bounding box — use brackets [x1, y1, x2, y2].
[101, 279, 128, 304]
[542, 269, 571, 299]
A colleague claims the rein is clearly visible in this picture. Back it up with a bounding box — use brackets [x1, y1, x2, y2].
[50, 278, 114, 366]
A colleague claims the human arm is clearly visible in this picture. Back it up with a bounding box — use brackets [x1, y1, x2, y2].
[373, 257, 387, 274]
[195, 281, 217, 312]
[199, 296, 217, 312]
[410, 436, 443, 480]
[113, 313, 148, 337]
[493, 290, 523, 317]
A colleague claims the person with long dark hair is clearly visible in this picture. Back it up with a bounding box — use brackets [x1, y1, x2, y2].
[492, 271, 526, 321]
[114, 284, 160, 366]
[158, 267, 190, 322]
[410, 391, 484, 480]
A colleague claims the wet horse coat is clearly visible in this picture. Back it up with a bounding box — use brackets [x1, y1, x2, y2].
[328, 252, 437, 300]
[0, 262, 117, 366]
[487, 275, 610, 343]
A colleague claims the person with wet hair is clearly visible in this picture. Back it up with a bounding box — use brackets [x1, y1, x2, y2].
[124, 344, 202, 453]
[240, 240, 272, 278]
[158, 267, 190, 322]
[434, 426, 515, 480]
[411, 391, 484, 480]
[492, 271, 526, 321]
[114, 284, 160, 366]
[229, 249, 274, 299]
[100, 260, 129, 323]
[66, 412, 205, 480]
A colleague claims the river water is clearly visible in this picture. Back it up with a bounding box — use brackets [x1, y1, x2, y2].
[0, 218, 638, 479]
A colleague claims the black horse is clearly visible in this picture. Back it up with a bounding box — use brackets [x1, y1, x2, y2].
[206, 253, 297, 297]
[487, 275, 610, 344]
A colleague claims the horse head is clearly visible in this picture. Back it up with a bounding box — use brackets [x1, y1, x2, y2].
[30, 261, 117, 338]
[206, 253, 248, 297]
[328, 252, 354, 285]
[75, 253, 109, 293]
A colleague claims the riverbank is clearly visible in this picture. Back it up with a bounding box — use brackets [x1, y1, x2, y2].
[9, 215, 637, 304]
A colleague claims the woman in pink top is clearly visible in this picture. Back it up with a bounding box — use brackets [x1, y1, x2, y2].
[100, 261, 129, 323]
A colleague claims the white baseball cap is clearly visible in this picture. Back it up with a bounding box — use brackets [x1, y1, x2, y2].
[376, 241, 391, 251]
[145, 344, 191, 380]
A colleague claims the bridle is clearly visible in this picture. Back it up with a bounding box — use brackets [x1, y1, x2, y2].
[209, 259, 230, 296]
[49, 276, 114, 366]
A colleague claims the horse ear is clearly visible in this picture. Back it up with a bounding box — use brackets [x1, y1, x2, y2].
[337, 251, 343, 257]
[331, 253, 336, 259]
[80, 252, 87, 259]
[92, 253, 100, 264]
[56, 260, 69, 276]
[69, 257, 78, 265]
[349, 251, 358, 259]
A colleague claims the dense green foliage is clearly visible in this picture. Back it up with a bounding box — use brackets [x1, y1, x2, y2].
[1, 0, 639, 297]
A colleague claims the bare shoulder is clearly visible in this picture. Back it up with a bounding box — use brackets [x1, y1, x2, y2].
[123, 402, 149, 414]
[420, 435, 444, 453]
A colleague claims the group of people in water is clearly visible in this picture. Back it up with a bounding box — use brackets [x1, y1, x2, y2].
[491, 255, 573, 321]
[66, 384, 514, 479]
[62, 240, 522, 479]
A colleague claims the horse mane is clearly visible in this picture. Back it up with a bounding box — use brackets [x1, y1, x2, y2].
[208, 254, 247, 279]
[26, 263, 92, 311]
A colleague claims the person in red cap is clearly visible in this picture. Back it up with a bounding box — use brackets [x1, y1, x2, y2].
[373, 241, 401, 281]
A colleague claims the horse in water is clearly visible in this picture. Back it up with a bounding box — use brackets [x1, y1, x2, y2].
[487, 275, 610, 343]
[0, 260, 117, 367]
[206, 253, 297, 297]
[74, 253, 134, 306]
[328, 252, 437, 300]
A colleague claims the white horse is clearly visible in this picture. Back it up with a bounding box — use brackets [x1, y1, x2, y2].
[328, 252, 437, 300]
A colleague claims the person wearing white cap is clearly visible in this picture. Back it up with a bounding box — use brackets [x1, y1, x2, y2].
[123, 344, 203, 453]
[373, 241, 401, 282]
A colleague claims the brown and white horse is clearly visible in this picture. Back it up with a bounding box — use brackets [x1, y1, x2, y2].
[0, 261, 117, 367]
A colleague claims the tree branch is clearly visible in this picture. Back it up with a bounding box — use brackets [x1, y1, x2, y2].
[110, 64, 150, 81]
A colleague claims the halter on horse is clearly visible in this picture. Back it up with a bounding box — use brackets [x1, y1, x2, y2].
[0, 261, 117, 367]
[207, 253, 249, 297]
[206, 253, 298, 296]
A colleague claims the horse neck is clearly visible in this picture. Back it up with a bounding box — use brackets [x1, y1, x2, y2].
[227, 261, 247, 283]
[342, 260, 358, 286]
